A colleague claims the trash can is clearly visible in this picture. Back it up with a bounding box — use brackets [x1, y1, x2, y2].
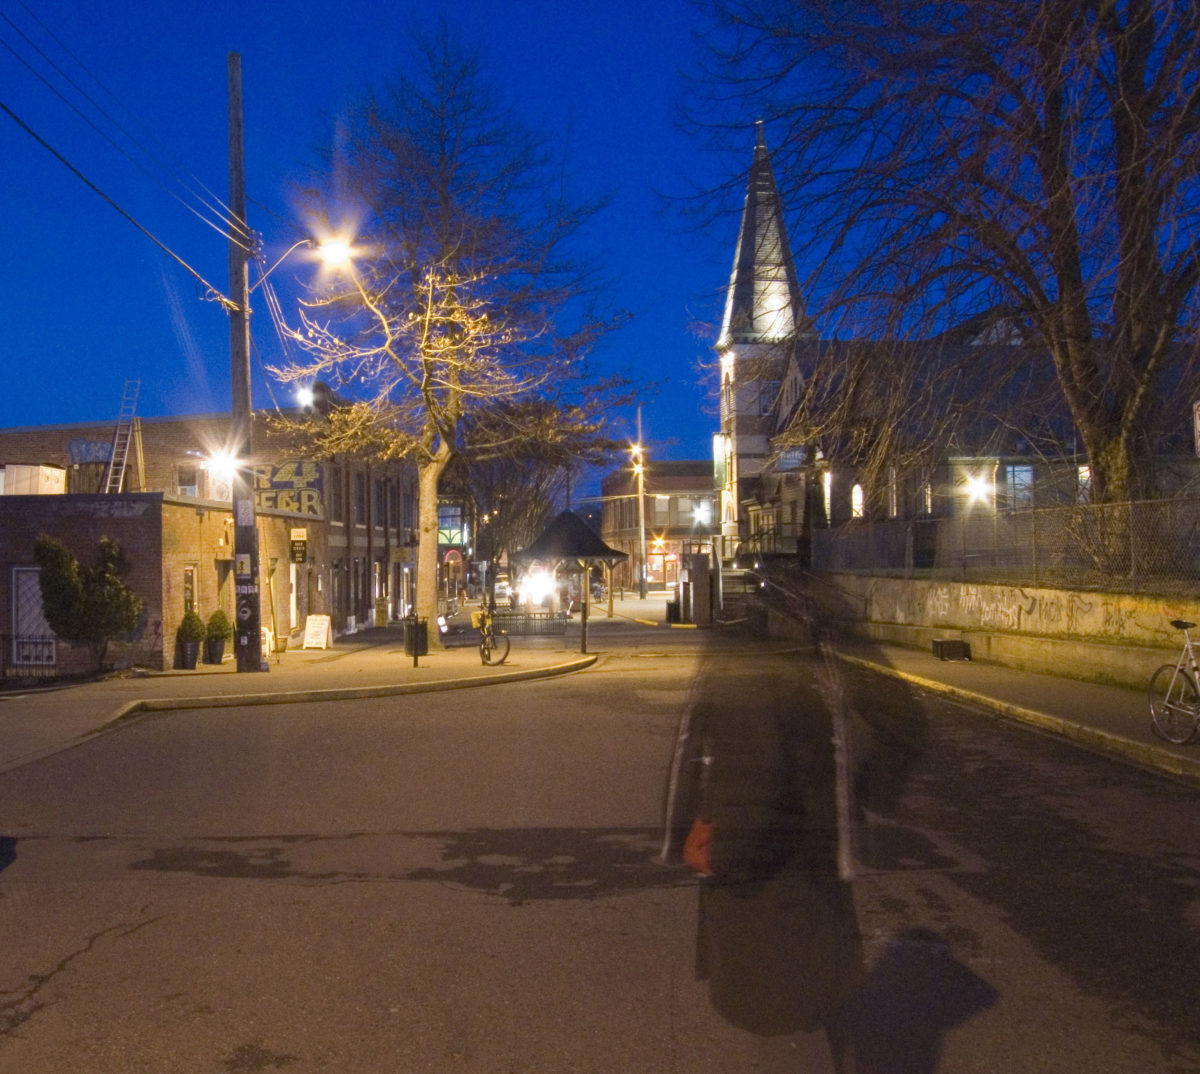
[666, 601, 680, 624]
[404, 616, 428, 656]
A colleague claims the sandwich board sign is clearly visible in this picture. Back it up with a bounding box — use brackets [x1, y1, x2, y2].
[303, 614, 332, 650]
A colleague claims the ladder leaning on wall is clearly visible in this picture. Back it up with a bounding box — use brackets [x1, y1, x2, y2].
[104, 380, 141, 494]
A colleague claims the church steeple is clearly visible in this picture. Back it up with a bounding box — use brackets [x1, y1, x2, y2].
[717, 122, 807, 350]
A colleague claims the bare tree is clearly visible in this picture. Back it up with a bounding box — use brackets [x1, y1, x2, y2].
[271, 25, 619, 635]
[695, 0, 1200, 503]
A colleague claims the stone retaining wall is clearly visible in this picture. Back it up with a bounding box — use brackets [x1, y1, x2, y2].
[826, 573, 1200, 689]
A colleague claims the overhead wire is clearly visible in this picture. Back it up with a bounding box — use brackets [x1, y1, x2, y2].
[0, 96, 237, 309]
[0, 8, 252, 250]
[3, 1, 312, 391]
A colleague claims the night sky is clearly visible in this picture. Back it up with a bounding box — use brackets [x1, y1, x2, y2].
[1, 0, 751, 477]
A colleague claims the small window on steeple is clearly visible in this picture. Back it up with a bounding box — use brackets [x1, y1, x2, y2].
[759, 381, 780, 416]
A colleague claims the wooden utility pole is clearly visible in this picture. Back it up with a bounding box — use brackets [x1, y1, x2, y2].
[228, 52, 264, 672]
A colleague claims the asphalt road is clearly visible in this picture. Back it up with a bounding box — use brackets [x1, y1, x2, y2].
[0, 634, 1197, 1073]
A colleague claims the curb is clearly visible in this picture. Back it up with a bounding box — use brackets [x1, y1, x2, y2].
[832, 651, 1200, 787]
[103, 655, 599, 727]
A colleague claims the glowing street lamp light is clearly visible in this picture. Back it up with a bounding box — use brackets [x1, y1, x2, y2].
[633, 408, 648, 599]
[317, 239, 353, 268]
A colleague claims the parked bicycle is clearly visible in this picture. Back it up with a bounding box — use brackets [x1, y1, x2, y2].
[472, 606, 510, 666]
[1148, 619, 1200, 744]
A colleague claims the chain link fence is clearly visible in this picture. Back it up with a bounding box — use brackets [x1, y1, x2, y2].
[811, 498, 1200, 595]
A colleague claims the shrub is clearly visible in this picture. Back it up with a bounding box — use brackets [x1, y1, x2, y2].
[177, 610, 206, 644]
[33, 534, 143, 671]
[206, 608, 233, 641]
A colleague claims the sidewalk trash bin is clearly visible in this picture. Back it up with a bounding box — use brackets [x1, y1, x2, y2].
[404, 616, 429, 657]
[666, 601, 680, 624]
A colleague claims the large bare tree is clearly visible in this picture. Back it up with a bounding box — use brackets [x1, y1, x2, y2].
[696, 0, 1200, 503]
[272, 26, 619, 635]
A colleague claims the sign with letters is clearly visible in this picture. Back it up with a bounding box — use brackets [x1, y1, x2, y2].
[303, 614, 332, 650]
[253, 462, 324, 517]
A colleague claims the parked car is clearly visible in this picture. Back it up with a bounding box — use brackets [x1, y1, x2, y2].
[493, 573, 512, 602]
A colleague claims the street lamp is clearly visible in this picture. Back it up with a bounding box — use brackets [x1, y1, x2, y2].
[633, 409, 648, 599]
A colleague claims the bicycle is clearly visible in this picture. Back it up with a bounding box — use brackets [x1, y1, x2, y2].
[472, 606, 510, 666]
[1148, 619, 1200, 744]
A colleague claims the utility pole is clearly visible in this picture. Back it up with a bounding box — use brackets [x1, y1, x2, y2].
[636, 407, 647, 599]
[228, 52, 263, 672]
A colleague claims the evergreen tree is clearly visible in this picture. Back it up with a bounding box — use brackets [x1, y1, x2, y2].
[33, 534, 143, 671]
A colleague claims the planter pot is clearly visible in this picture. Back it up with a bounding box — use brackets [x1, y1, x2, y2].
[179, 641, 200, 670]
[204, 638, 226, 664]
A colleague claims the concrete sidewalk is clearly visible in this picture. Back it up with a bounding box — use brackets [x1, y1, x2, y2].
[830, 637, 1200, 786]
[0, 621, 599, 774]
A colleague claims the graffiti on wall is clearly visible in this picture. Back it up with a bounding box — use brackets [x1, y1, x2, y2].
[67, 440, 112, 464]
[252, 462, 323, 517]
[866, 574, 1198, 643]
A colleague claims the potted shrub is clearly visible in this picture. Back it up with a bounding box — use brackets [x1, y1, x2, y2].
[205, 608, 232, 664]
[176, 610, 205, 669]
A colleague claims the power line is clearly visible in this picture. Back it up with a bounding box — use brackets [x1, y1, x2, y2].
[0, 12, 252, 250]
[0, 96, 236, 311]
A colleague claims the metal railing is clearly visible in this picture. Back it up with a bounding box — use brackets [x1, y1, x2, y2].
[1, 635, 58, 680]
[812, 498, 1200, 595]
[492, 611, 568, 636]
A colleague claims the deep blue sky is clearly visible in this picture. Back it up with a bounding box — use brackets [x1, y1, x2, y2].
[0, 0, 750, 472]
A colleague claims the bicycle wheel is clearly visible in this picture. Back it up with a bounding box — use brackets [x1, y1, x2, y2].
[481, 630, 509, 666]
[1148, 664, 1200, 744]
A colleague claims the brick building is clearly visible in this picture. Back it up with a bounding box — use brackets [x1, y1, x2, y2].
[0, 411, 417, 673]
[600, 460, 717, 591]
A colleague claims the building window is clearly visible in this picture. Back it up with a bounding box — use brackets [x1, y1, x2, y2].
[923, 481, 933, 515]
[183, 564, 197, 614]
[330, 465, 344, 523]
[822, 471, 833, 524]
[887, 467, 899, 519]
[177, 467, 198, 497]
[11, 566, 55, 666]
[1077, 465, 1092, 503]
[759, 381, 780, 416]
[1006, 464, 1034, 509]
[851, 484, 865, 519]
[354, 472, 367, 525]
[653, 495, 670, 524]
[438, 504, 465, 545]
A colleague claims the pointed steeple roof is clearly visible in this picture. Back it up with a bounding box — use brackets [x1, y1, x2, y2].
[717, 122, 807, 350]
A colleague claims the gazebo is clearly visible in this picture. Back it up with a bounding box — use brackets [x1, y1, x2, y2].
[509, 511, 628, 654]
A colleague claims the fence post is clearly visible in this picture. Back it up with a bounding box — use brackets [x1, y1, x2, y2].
[1032, 507, 1039, 587]
[1129, 500, 1137, 595]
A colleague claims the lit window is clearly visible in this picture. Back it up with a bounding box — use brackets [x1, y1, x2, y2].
[822, 471, 832, 522]
[1077, 465, 1092, 503]
[851, 484, 864, 518]
[1006, 464, 1034, 509]
[923, 482, 933, 515]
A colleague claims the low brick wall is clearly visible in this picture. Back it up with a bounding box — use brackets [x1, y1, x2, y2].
[826, 573, 1198, 689]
